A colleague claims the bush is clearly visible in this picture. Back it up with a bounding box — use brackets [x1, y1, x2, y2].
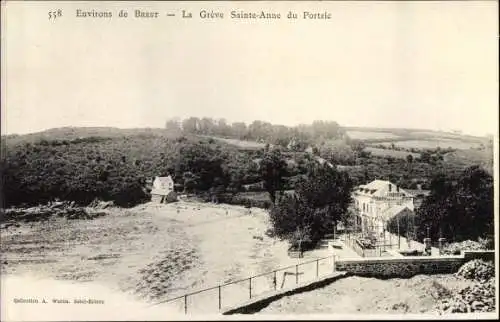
[216, 193, 272, 209]
[110, 182, 150, 208]
[456, 260, 494, 282]
[442, 240, 487, 255]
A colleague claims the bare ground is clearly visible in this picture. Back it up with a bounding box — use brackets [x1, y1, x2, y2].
[258, 274, 478, 315]
[1, 201, 329, 316]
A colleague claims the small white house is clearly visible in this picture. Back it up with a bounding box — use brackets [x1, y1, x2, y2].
[151, 176, 177, 203]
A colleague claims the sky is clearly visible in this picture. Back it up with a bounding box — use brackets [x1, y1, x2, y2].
[2, 1, 498, 137]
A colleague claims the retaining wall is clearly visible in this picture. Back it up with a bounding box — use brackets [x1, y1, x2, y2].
[222, 250, 494, 315]
[463, 250, 495, 262]
[222, 272, 349, 315]
[335, 250, 495, 278]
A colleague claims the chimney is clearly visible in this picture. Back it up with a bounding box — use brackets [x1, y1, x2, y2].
[388, 184, 392, 192]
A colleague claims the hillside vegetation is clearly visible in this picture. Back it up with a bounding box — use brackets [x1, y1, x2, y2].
[2, 120, 492, 212]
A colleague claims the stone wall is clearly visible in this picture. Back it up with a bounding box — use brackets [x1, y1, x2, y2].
[463, 250, 495, 262]
[335, 250, 495, 278]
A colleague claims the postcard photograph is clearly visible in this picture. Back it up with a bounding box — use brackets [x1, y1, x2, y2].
[1, 0, 498, 320]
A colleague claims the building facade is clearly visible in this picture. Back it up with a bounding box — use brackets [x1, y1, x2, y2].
[151, 176, 177, 203]
[352, 180, 415, 235]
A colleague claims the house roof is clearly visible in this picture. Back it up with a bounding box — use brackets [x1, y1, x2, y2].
[155, 176, 173, 184]
[379, 204, 413, 221]
[356, 179, 411, 197]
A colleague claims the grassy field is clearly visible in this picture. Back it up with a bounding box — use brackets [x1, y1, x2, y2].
[376, 139, 483, 150]
[345, 130, 402, 140]
[345, 127, 489, 148]
[365, 147, 420, 159]
[444, 149, 494, 173]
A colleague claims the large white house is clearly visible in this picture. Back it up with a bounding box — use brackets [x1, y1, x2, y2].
[352, 180, 415, 235]
[151, 176, 177, 203]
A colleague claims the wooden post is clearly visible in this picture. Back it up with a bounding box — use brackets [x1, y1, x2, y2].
[273, 271, 277, 290]
[249, 277, 252, 299]
[295, 265, 299, 284]
[218, 285, 221, 310]
[316, 259, 319, 277]
[184, 295, 187, 314]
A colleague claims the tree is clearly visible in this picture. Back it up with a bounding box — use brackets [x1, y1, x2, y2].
[181, 117, 199, 133]
[260, 149, 287, 204]
[215, 118, 232, 137]
[294, 162, 353, 241]
[419, 151, 432, 163]
[290, 226, 312, 251]
[231, 122, 247, 139]
[209, 177, 226, 203]
[227, 168, 244, 195]
[416, 166, 493, 242]
[182, 171, 199, 193]
[268, 194, 304, 239]
[268, 162, 353, 244]
[165, 118, 181, 132]
[198, 117, 216, 135]
[349, 140, 366, 154]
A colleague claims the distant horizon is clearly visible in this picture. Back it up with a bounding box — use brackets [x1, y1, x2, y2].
[2, 119, 492, 139]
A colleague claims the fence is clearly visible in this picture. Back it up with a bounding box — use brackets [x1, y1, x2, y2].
[342, 231, 399, 257]
[155, 254, 337, 314]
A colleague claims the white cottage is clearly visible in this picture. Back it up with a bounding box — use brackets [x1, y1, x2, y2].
[151, 176, 177, 203]
[352, 180, 414, 235]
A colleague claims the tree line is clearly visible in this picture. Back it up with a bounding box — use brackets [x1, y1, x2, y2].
[165, 116, 345, 149]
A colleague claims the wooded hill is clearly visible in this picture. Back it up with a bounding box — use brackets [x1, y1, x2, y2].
[1, 122, 493, 209]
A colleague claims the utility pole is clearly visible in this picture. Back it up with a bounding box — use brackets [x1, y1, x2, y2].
[397, 216, 400, 249]
[383, 220, 386, 251]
